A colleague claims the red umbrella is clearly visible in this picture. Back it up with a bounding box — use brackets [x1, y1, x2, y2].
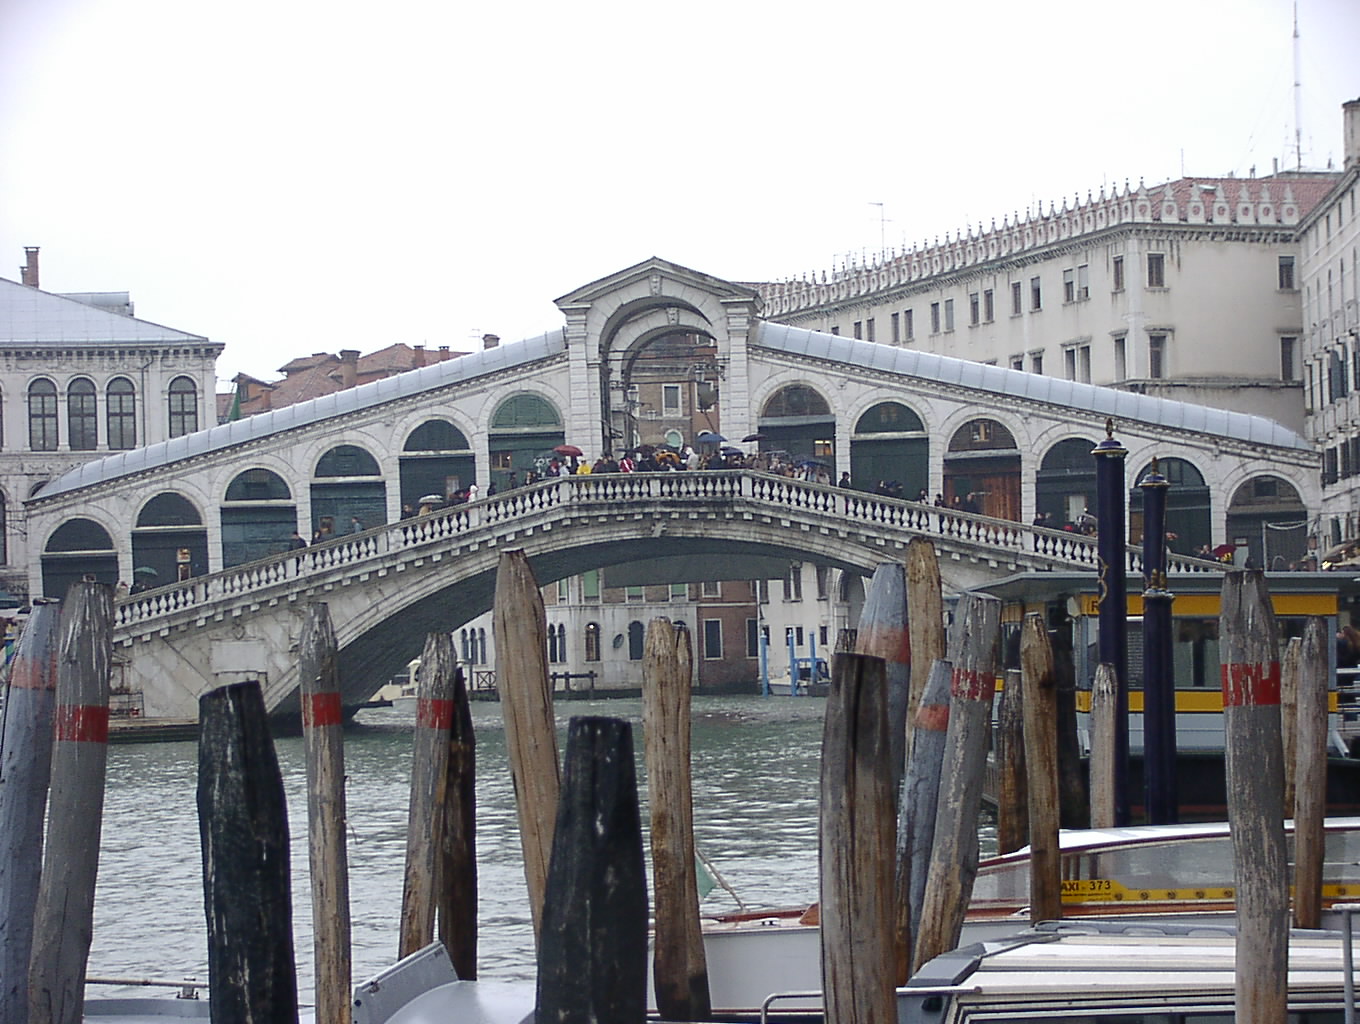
[553, 444, 583, 457]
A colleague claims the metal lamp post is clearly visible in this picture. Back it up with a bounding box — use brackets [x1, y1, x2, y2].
[1092, 418, 1130, 825]
[1140, 459, 1178, 823]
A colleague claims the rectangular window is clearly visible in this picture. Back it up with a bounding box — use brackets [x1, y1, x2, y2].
[1030, 276, 1042, 311]
[1113, 255, 1125, 292]
[1011, 281, 1022, 315]
[904, 309, 914, 339]
[890, 311, 900, 344]
[107, 385, 137, 450]
[582, 570, 601, 600]
[943, 298, 955, 331]
[853, 321, 862, 340]
[669, 582, 688, 600]
[1077, 264, 1089, 299]
[866, 317, 875, 342]
[1064, 347, 1077, 381]
[701, 580, 720, 598]
[969, 292, 980, 325]
[1010, 355, 1024, 371]
[1114, 336, 1126, 380]
[754, 578, 769, 603]
[830, 326, 840, 335]
[819, 625, 829, 647]
[703, 619, 723, 659]
[1031, 351, 1044, 375]
[746, 618, 760, 658]
[1079, 345, 1091, 383]
[662, 384, 681, 415]
[1147, 253, 1166, 288]
[1063, 269, 1075, 303]
[625, 585, 644, 602]
[29, 387, 58, 451]
[1279, 255, 1296, 290]
[983, 289, 994, 322]
[1148, 333, 1166, 379]
[930, 302, 941, 334]
[1280, 336, 1297, 381]
[785, 564, 803, 601]
[557, 578, 570, 602]
[815, 565, 829, 600]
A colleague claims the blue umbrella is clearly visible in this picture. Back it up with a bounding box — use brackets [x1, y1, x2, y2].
[696, 430, 726, 444]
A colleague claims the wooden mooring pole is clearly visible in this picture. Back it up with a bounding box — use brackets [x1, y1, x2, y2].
[642, 618, 710, 1022]
[820, 651, 894, 1024]
[1293, 618, 1329, 930]
[1020, 613, 1060, 924]
[0, 599, 61, 1024]
[1220, 570, 1286, 1024]
[855, 563, 910, 795]
[1088, 663, 1118, 829]
[906, 539, 944, 730]
[1280, 637, 1302, 816]
[437, 666, 478, 980]
[27, 581, 112, 1024]
[994, 669, 1028, 856]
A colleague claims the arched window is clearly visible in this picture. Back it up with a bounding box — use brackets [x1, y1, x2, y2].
[315, 444, 381, 477]
[762, 385, 831, 418]
[168, 376, 198, 437]
[584, 622, 601, 662]
[29, 379, 58, 451]
[403, 420, 471, 452]
[68, 378, 97, 450]
[554, 623, 567, 663]
[460, 628, 472, 663]
[477, 628, 487, 665]
[492, 393, 562, 429]
[627, 621, 645, 661]
[107, 378, 136, 449]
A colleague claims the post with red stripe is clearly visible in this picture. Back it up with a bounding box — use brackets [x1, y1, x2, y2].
[1219, 569, 1286, 1024]
[299, 602, 351, 1024]
[855, 562, 911, 794]
[914, 592, 1002, 972]
[0, 598, 61, 1024]
[27, 580, 113, 1024]
[399, 630, 455, 958]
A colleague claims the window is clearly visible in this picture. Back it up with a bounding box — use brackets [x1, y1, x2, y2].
[746, 618, 760, 658]
[625, 585, 645, 602]
[830, 326, 840, 335]
[930, 302, 941, 334]
[853, 321, 862, 340]
[107, 378, 136, 449]
[969, 292, 980, 325]
[1278, 255, 1296, 290]
[890, 312, 900, 344]
[1011, 281, 1022, 315]
[1113, 255, 1125, 292]
[662, 384, 681, 415]
[1281, 336, 1297, 381]
[903, 309, 914, 340]
[1149, 333, 1166, 379]
[983, 289, 994, 322]
[168, 376, 198, 437]
[557, 578, 570, 602]
[1079, 345, 1091, 383]
[1114, 336, 1127, 380]
[68, 378, 97, 450]
[548, 623, 566, 662]
[628, 621, 645, 661]
[865, 317, 875, 343]
[1031, 351, 1044, 375]
[1077, 264, 1089, 299]
[754, 578, 769, 603]
[703, 619, 722, 659]
[701, 580, 720, 598]
[1030, 276, 1042, 311]
[582, 569, 600, 600]
[1147, 253, 1166, 288]
[1063, 269, 1075, 303]
[815, 565, 830, 600]
[1010, 355, 1024, 371]
[943, 298, 955, 331]
[669, 582, 689, 600]
[28, 379, 58, 451]
[784, 564, 803, 601]
[584, 622, 601, 662]
[1064, 348, 1077, 381]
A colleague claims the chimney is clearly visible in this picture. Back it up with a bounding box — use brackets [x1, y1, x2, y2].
[1344, 98, 1360, 172]
[413, 344, 426, 368]
[482, 333, 500, 350]
[438, 345, 451, 362]
[339, 349, 359, 389]
[20, 247, 39, 288]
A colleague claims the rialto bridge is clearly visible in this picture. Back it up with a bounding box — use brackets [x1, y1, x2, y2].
[24, 257, 1315, 718]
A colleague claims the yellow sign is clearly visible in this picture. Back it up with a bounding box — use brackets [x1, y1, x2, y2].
[1061, 880, 1359, 903]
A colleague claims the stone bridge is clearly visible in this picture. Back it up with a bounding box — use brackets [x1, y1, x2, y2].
[113, 470, 1220, 719]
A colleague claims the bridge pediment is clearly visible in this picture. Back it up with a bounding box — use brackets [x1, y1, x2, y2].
[553, 256, 760, 310]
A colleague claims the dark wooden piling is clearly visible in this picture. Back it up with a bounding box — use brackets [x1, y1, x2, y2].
[1088, 663, 1118, 829]
[914, 592, 1001, 973]
[400, 631, 455, 958]
[895, 658, 951, 983]
[1020, 613, 1060, 924]
[536, 717, 648, 1024]
[493, 548, 560, 944]
[855, 562, 911, 794]
[27, 581, 112, 1024]
[642, 619, 709, 1022]
[1293, 618, 1328, 930]
[994, 669, 1028, 855]
[1220, 570, 1286, 1023]
[0, 599, 60, 1024]
[1280, 637, 1301, 815]
[437, 666, 478, 980]
[299, 603, 351, 1024]
[906, 539, 944, 729]
[196, 681, 298, 1024]
[820, 652, 894, 1024]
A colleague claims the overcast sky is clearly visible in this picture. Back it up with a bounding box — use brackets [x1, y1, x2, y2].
[2, 0, 1358, 386]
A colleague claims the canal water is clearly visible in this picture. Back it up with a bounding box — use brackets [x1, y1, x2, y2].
[89, 695, 996, 1001]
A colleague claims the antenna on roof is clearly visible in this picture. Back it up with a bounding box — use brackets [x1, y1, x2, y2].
[1292, 1, 1303, 171]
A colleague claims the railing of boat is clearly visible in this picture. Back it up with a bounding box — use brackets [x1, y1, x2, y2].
[86, 975, 205, 999]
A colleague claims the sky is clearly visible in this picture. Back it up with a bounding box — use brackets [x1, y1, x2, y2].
[2, 0, 1359, 387]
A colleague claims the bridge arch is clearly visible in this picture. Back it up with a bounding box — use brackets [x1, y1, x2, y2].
[310, 442, 387, 535]
[1035, 437, 1098, 529]
[849, 399, 928, 496]
[1129, 456, 1211, 555]
[42, 516, 117, 598]
[1226, 475, 1309, 569]
[221, 466, 298, 565]
[756, 382, 836, 463]
[488, 392, 565, 489]
[399, 417, 476, 510]
[944, 416, 1022, 521]
[133, 492, 209, 583]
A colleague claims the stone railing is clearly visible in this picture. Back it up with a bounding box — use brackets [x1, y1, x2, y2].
[114, 470, 1219, 634]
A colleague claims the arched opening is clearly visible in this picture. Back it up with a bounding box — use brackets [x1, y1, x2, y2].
[107, 377, 137, 449]
[400, 420, 475, 507]
[221, 468, 297, 567]
[311, 444, 386, 535]
[627, 620, 646, 661]
[944, 419, 1021, 521]
[134, 492, 209, 583]
[168, 376, 198, 437]
[1035, 438, 1097, 530]
[29, 379, 58, 451]
[1226, 476, 1307, 569]
[488, 394, 564, 492]
[584, 622, 601, 662]
[758, 385, 835, 467]
[1129, 458, 1211, 556]
[614, 330, 721, 453]
[42, 518, 117, 598]
[849, 401, 927, 495]
[68, 377, 97, 450]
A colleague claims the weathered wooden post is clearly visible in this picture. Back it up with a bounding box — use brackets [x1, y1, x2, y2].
[906, 539, 944, 727]
[895, 658, 951, 983]
[1220, 569, 1286, 1023]
[437, 666, 478, 980]
[1092, 419, 1130, 825]
[1293, 618, 1329, 930]
[914, 592, 1001, 972]
[536, 717, 648, 1024]
[855, 562, 911, 793]
[1139, 459, 1177, 824]
[298, 602, 351, 1024]
[820, 652, 894, 1024]
[196, 681, 298, 1024]
[494, 548, 560, 944]
[0, 599, 61, 1024]
[642, 618, 709, 1022]
[1088, 663, 1118, 829]
[1021, 613, 1061, 923]
[400, 631, 455, 958]
[1280, 637, 1302, 815]
[27, 581, 112, 1024]
[994, 669, 1028, 855]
